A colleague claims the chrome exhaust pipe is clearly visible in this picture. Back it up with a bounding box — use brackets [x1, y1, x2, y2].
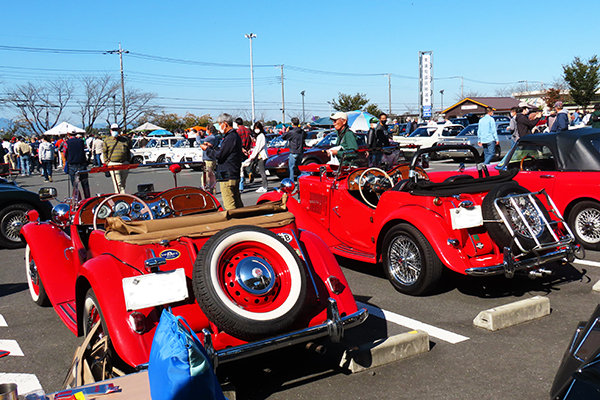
[528, 268, 554, 279]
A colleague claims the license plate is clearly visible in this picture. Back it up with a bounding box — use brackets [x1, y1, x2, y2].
[450, 206, 483, 230]
[122, 268, 188, 311]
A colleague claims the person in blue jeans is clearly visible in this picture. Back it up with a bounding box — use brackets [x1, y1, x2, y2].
[282, 117, 306, 181]
[38, 136, 54, 182]
[477, 107, 499, 164]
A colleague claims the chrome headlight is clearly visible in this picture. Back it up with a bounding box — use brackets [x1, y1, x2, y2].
[51, 203, 71, 226]
[280, 178, 295, 194]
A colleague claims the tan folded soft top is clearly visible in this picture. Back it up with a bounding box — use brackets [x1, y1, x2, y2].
[104, 196, 293, 245]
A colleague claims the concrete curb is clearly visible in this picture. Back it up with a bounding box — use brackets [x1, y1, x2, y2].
[592, 279, 600, 292]
[339, 330, 430, 373]
[473, 296, 550, 331]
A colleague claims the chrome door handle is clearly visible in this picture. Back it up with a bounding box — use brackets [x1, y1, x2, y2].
[64, 247, 74, 260]
[333, 206, 340, 218]
[540, 175, 555, 179]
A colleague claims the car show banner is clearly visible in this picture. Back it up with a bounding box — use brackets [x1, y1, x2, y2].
[419, 51, 433, 121]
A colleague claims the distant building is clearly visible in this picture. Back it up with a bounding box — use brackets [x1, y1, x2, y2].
[442, 97, 521, 118]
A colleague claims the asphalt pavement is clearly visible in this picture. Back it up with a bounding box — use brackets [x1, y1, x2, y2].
[1, 162, 598, 399]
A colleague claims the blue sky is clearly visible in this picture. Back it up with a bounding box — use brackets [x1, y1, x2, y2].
[1, 0, 598, 126]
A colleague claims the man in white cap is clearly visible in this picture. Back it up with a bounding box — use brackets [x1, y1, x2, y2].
[102, 123, 132, 194]
[328, 112, 358, 162]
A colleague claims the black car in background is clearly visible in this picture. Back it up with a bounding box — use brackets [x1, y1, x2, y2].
[0, 178, 52, 248]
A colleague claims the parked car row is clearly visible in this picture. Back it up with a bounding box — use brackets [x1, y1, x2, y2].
[10, 126, 600, 394]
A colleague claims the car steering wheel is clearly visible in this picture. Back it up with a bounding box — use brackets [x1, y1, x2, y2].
[359, 167, 394, 208]
[520, 155, 539, 171]
[93, 193, 154, 230]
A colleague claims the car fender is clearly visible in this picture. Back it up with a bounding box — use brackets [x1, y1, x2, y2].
[377, 205, 472, 273]
[298, 229, 357, 314]
[77, 255, 155, 367]
[21, 221, 77, 305]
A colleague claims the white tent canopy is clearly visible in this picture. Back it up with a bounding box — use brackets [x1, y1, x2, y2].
[132, 122, 164, 132]
[44, 122, 86, 136]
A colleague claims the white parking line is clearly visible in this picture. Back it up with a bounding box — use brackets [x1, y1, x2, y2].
[357, 302, 470, 344]
[0, 315, 6, 327]
[0, 340, 24, 356]
[0, 373, 43, 394]
[574, 259, 600, 269]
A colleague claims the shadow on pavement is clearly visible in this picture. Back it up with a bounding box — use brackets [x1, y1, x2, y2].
[0, 282, 28, 298]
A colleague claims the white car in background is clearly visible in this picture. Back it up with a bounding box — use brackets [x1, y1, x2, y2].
[164, 140, 204, 169]
[393, 124, 464, 158]
[130, 136, 187, 164]
[305, 129, 334, 147]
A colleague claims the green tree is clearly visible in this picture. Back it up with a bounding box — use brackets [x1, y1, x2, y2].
[365, 104, 383, 117]
[563, 55, 600, 109]
[181, 112, 211, 129]
[331, 92, 370, 112]
[541, 87, 564, 110]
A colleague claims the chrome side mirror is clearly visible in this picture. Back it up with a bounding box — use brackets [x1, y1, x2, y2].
[39, 187, 57, 201]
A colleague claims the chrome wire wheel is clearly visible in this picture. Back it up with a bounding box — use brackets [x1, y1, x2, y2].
[502, 197, 544, 239]
[387, 234, 421, 286]
[575, 207, 600, 244]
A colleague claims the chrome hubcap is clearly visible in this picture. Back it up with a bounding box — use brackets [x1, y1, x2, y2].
[576, 208, 600, 244]
[28, 258, 39, 286]
[388, 235, 421, 285]
[235, 256, 275, 295]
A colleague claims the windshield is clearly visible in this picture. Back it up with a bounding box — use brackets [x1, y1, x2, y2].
[441, 126, 463, 137]
[173, 140, 189, 148]
[316, 134, 337, 147]
[268, 137, 288, 148]
[458, 125, 478, 137]
[409, 127, 435, 137]
[499, 143, 557, 171]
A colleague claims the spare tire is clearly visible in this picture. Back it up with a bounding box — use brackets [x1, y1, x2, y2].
[482, 183, 553, 252]
[192, 225, 307, 341]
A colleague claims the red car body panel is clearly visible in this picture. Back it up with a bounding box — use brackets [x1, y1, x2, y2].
[22, 184, 365, 368]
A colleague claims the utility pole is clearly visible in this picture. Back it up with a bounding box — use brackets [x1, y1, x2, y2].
[280, 65, 285, 124]
[107, 43, 129, 131]
[300, 91, 305, 124]
[245, 33, 257, 122]
[388, 74, 392, 115]
[440, 89, 444, 114]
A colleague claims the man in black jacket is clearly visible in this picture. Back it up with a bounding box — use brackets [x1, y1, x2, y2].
[515, 104, 542, 138]
[65, 131, 91, 198]
[282, 117, 306, 181]
[367, 114, 390, 166]
[199, 113, 244, 210]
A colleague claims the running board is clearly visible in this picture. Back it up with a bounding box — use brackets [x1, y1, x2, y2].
[332, 244, 377, 263]
[55, 300, 78, 334]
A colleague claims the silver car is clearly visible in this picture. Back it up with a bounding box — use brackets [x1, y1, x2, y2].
[437, 123, 512, 162]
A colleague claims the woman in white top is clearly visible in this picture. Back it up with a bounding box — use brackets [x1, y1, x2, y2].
[245, 121, 269, 193]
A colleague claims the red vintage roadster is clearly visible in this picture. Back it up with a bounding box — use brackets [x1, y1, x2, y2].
[21, 163, 367, 378]
[258, 145, 581, 295]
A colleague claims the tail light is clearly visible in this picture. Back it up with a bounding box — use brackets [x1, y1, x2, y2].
[128, 312, 146, 334]
[326, 276, 345, 295]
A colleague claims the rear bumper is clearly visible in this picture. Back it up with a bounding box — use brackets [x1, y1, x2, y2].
[205, 298, 368, 368]
[465, 244, 578, 277]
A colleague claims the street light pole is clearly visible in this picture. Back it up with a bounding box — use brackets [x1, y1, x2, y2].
[245, 33, 257, 122]
[440, 89, 444, 114]
[300, 91, 305, 124]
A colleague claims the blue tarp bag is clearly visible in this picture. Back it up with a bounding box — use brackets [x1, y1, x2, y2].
[148, 308, 226, 400]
